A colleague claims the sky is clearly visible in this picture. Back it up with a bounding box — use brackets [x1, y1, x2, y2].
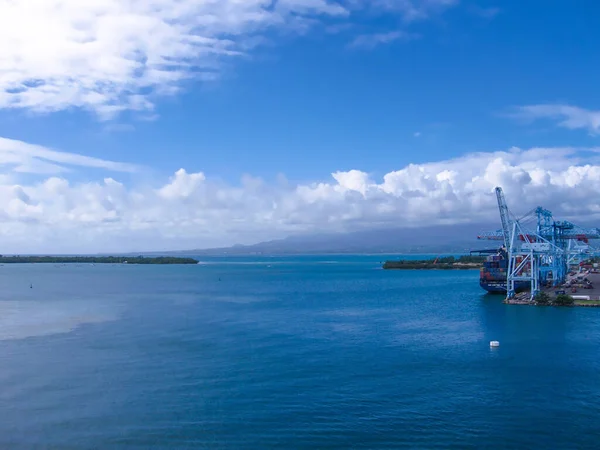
[0, 0, 599, 253]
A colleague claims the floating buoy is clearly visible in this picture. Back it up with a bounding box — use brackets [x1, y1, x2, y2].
[490, 340, 500, 347]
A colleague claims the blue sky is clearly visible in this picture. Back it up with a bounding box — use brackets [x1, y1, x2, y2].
[0, 0, 599, 252]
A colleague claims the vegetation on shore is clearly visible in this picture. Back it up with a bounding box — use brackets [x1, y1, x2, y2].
[382, 255, 486, 270]
[534, 291, 575, 306]
[0, 256, 199, 265]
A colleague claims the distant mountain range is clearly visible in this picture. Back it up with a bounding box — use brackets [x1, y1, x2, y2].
[172, 223, 501, 255]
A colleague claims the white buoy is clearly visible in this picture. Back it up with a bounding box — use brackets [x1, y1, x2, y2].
[490, 340, 500, 347]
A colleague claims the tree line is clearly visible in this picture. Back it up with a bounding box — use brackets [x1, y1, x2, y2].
[0, 256, 199, 264]
[383, 255, 486, 269]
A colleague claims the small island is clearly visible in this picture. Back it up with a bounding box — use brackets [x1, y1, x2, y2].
[382, 255, 486, 270]
[0, 255, 199, 265]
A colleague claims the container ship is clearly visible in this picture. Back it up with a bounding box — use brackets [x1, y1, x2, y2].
[478, 248, 529, 294]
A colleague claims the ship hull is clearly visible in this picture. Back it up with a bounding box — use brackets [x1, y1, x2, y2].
[479, 250, 531, 294]
[480, 280, 530, 294]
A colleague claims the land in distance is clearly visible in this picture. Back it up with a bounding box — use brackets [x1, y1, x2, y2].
[166, 223, 499, 256]
[0, 256, 198, 264]
[383, 255, 486, 270]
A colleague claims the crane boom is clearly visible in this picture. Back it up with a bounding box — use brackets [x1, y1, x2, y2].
[495, 187, 511, 249]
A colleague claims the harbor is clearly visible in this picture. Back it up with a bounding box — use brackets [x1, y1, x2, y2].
[506, 271, 600, 306]
[475, 187, 600, 306]
[384, 186, 600, 308]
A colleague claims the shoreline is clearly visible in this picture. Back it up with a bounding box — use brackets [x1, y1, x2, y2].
[504, 298, 600, 307]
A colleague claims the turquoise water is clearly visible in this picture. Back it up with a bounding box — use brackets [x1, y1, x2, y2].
[1, 255, 600, 448]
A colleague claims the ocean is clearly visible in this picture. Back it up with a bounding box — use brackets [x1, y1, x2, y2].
[1, 255, 600, 448]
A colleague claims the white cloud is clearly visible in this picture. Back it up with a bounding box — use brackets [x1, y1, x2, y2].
[2, 142, 600, 253]
[349, 31, 418, 49]
[513, 104, 600, 135]
[469, 6, 500, 19]
[0, 0, 456, 119]
[371, 0, 458, 22]
[0, 137, 139, 174]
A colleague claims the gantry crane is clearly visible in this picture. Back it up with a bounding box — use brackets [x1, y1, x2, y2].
[477, 187, 600, 300]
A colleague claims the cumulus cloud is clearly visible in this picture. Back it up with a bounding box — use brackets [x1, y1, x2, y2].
[513, 104, 600, 135]
[2, 142, 600, 253]
[0, 0, 456, 119]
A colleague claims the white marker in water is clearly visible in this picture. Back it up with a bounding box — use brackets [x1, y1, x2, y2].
[490, 340, 500, 347]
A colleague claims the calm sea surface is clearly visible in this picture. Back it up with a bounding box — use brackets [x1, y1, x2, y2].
[1, 255, 600, 449]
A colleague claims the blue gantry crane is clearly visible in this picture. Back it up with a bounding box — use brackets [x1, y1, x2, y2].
[477, 187, 600, 300]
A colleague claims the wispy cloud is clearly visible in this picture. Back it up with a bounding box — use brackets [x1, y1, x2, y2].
[371, 0, 459, 22]
[350, 31, 419, 49]
[325, 23, 354, 34]
[0, 137, 139, 174]
[511, 104, 600, 135]
[0, 0, 457, 119]
[469, 6, 501, 19]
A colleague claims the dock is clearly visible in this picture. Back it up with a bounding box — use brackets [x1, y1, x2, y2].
[504, 271, 600, 307]
[556, 271, 600, 299]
